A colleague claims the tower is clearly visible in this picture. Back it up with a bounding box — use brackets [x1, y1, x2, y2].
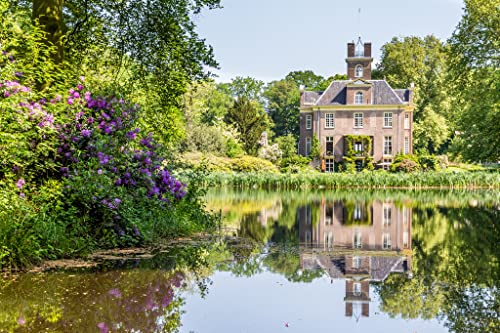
[346, 37, 373, 80]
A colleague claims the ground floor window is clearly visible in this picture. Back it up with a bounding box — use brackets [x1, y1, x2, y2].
[325, 136, 334, 156]
[325, 159, 334, 173]
[383, 158, 392, 170]
[404, 136, 410, 154]
[305, 137, 311, 156]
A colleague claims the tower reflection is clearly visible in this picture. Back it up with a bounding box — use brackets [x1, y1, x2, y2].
[298, 199, 413, 320]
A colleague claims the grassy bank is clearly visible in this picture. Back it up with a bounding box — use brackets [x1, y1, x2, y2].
[177, 170, 500, 190]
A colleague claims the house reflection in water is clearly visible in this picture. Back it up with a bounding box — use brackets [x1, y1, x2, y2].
[298, 199, 412, 320]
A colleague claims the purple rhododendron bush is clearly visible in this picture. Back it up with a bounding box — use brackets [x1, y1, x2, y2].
[0, 59, 217, 271]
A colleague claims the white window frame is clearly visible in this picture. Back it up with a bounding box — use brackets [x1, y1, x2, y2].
[384, 112, 393, 128]
[355, 92, 364, 105]
[383, 233, 391, 249]
[325, 113, 335, 129]
[383, 136, 393, 155]
[353, 205, 362, 220]
[324, 232, 334, 249]
[325, 159, 334, 173]
[353, 232, 362, 249]
[355, 65, 363, 78]
[353, 256, 362, 269]
[403, 231, 409, 248]
[305, 137, 311, 156]
[404, 136, 410, 154]
[353, 282, 362, 296]
[383, 158, 392, 170]
[404, 113, 410, 129]
[305, 114, 312, 130]
[383, 204, 392, 227]
[354, 112, 363, 128]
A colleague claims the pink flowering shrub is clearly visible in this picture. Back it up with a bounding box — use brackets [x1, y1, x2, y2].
[1, 70, 215, 265]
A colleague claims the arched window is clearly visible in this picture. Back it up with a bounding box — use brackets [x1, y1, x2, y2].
[355, 65, 363, 77]
[355, 92, 363, 104]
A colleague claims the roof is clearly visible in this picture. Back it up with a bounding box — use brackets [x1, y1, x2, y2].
[394, 89, 411, 103]
[302, 79, 410, 107]
[302, 91, 322, 105]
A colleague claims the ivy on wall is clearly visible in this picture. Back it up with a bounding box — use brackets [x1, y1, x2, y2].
[344, 135, 374, 171]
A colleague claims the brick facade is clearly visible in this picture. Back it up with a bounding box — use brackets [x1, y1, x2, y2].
[299, 38, 414, 171]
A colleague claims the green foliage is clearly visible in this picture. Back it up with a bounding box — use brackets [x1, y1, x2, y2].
[229, 155, 279, 173]
[280, 155, 311, 173]
[343, 135, 374, 171]
[285, 70, 324, 90]
[177, 153, 279, 173]
[276, 134, 298, 159]
[284, 70, 345, 91]
[220, 76, 265, 102]
[447, 0, 500, 162]
[182, 170, 500, 190]
[310, 136, 321, 160]
[225, 97, 270, 155]
[418, 154, 440, 171]
[390, 154, 422, 173]
[377, 35, 452, 153]
[263, 79, 300, 136]
[225, 138, 245, 158]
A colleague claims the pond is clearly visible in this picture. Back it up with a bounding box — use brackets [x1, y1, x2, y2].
[1, 189, 499, 333]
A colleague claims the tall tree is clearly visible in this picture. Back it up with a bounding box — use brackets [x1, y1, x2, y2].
[285, 70, 324, 90]
[221, 76, 265, 102]
[263, 79, 300, 137]
[377, 36, 452, 153]
[447, 0, 500, 162]
[11, 0, 222, 145]
[225, 97, 269, 155]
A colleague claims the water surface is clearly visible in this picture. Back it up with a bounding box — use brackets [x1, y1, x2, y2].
[1, 189, 498, 332]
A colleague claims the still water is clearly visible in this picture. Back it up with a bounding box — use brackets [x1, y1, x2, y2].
[1, 189, 499, 333]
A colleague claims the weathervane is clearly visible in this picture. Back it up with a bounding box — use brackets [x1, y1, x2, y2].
[357, 7, 362, 38]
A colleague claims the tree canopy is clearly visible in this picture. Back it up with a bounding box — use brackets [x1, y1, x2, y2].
[447, 0, 500, 162]
[376, 35, 452, 153]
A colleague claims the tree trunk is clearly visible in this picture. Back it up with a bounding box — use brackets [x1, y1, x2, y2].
[32, 0, 65, 64]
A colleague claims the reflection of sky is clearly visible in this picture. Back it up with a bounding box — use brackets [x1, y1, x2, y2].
[181, 270, 447, 333]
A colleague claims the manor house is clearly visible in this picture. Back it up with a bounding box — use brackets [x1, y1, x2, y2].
[299, 38, 414, 171]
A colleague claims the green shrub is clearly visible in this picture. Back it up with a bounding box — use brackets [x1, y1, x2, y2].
[226, 137, 245, 158]
[418, 154, 440, 171]
[280, 155, 311, 173]
[230, 155, 279, 173]
[391, 154, 422, 173]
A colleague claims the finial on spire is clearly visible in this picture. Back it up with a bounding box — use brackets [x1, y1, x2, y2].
[357, 8, 362, 37]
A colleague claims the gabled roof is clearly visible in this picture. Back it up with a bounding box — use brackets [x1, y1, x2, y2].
[301, 79, 409, 107]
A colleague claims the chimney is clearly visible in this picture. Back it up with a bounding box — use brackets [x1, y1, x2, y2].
[347, 42, 355, 57]
[364, 43, 372, 57]
[408, 83, 415, 105]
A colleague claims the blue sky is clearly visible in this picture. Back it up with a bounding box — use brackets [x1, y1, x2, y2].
[195, 0, 465, 83]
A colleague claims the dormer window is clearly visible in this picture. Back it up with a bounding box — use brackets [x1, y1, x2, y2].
[355, 65, 363, 78]
[355, 92, 363, 104]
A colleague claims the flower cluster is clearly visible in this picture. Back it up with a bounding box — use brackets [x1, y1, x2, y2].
[1, 74, 186, 240]
[57, 84, 186, 203]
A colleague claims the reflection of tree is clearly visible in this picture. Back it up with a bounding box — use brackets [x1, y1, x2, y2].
[263, 250, 323, 283]
[376, 274, 444, 320]
[238, 214, 269, 243]
[0, 270, 184, 333]
[0, 244, 225, 333]
[377, 206, 500, 333]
